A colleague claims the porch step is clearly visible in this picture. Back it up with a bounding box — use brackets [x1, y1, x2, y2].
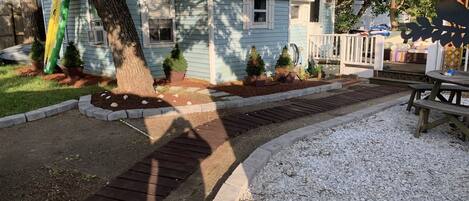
[374, 70, 428, 82]
[369, 77, 424, 87]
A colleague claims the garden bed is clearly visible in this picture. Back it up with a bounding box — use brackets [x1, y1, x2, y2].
[210, 80, 329, 98]
[91, 91, 213, 111]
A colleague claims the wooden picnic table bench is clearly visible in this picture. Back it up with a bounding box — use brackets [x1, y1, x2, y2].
[406, 83, 469, 112]
[414, 99, 469, 139]
[413, 70, 469, 140]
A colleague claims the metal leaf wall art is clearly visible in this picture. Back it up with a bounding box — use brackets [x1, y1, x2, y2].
[401, 0, 469, 47]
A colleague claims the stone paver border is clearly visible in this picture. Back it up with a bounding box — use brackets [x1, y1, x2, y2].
[79, 82, 342, 121]
[213, 95, 410, 201]
[0, 100, 78, 128]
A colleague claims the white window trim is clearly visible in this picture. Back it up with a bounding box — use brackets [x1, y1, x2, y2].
[86, 0, 107, 47]
[244, 0, 275, 30]
[140, 0, 177, 48]
[290, 4, 300, 22]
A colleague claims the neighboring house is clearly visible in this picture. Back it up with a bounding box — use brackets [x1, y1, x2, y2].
[41, 0, 334, 83]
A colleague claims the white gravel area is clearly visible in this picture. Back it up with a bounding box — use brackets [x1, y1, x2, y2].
[241, 100, 469, 201]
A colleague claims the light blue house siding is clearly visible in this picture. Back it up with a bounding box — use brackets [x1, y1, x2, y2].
[212, 0, 290, 82]
[319, 0, 334, 34]
[289, 24, 308, 66]
[42, 0, 210, 80]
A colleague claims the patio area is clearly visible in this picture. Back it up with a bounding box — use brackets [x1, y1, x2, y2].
[241, 101, 469, 201]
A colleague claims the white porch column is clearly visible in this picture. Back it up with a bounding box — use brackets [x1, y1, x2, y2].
[425, 42, 444, 73]
[373, 35, 385, 71]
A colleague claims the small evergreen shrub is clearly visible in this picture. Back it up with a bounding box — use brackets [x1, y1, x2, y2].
[306, 61, 323, 77]
[245, 46, 266, 77]
[275, 46, 293, 70]
[30, 38, 44, 62]
[163, 44, 188, 73]
[61, 42, 83, 68]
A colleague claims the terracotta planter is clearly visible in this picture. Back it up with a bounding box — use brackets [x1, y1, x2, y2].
[285, 72, 297, 83]
[31, 60, 43, 72]
[60, 66, 84, 78]
[244, 75, 266, 87]
[165, 70, 186, 82]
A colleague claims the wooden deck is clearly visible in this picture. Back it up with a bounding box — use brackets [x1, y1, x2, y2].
[85, 85, 407, 201]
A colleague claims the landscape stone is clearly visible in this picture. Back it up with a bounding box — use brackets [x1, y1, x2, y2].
[25, 109, 46, 122]
[0, 114, 26, 128]
[142, 108, 162, 117]
[126, 109, 143, 119]
[210, 91, 231, 97]
[107, 110, 127, 121]
[93, 109, 112, 121]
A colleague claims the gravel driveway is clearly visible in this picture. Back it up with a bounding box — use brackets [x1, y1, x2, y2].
[242, 100, 469, 201]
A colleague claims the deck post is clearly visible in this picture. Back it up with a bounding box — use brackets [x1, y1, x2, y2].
[339, 35, 346, 75]
[373, 35, 384, 71]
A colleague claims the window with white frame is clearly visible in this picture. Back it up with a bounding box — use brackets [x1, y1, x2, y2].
[87, 0, 107, 46]
[291, 5, 300, 20]
[243, 0, 275, 30]
[141, 0, 176, 47]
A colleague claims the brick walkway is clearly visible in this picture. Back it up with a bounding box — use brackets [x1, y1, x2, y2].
[86, 85, 407, 201]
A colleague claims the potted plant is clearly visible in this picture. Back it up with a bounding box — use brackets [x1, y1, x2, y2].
[306, 61, 324, 80]
[275, 46, 295, 83]
[163, 44, 187, 82]
[30, 38, 44, 72]
[244, 46, 266, 87]
[60, 42, 84, 77]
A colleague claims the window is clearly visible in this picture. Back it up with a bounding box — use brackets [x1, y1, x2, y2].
[254, 0, 267, 23]
[141, 0, 176, 47]
[87, 0, 107, 46]
[291, 5, 300, 20]
[310, 0, 320, 22]
[243, 0, 274, 29]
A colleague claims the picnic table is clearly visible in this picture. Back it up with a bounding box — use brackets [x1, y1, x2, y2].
[414, 70, 469, 139]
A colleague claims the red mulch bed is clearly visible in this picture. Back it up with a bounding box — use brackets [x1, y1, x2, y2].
[210, 80, 330, 98]
[155, 78, 212, 89]
[16, 66, 115, 88]
[91, 91, 213, 111]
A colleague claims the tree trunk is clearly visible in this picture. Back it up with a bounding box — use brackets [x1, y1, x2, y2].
[390, 0, 399, 31]
[21, 0, 45, 43]
[90, 0, 155, 96]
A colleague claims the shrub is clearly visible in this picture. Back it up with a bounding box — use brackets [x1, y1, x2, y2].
[30, 38, 44, 62]
[306, 61, 323, 77]
[163, 44, 188, 73]
[275, 46, 293, 70]
[245, 46, 265, 77]
[61, 42, 83, 68]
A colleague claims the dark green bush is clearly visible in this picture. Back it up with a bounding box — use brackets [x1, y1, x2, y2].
[306, 61, 322, 77]
[163, 44, 188, 73]
[61, 42, 83, 68]
[30, 38, 44, 62]
[275, 46, 293, 69]
[245, 46, 266, 77]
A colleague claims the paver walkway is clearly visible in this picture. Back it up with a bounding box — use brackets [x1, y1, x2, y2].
[86, 85, 407, 201]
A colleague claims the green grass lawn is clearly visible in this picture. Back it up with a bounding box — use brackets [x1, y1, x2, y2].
[0, 65, 112, 117]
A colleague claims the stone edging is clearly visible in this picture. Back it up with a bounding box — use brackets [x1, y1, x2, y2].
[213, 95, 410, 201]
[0, 100, 78, 128]
[79, 82, 342, 121]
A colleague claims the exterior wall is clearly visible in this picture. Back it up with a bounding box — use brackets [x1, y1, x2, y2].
[42, 0, 210, 80]
[212, 0, 289, 82]
[290, 1, 310, 67]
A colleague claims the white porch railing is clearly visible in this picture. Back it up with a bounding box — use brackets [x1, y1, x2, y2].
[309, 34, 385, 77]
